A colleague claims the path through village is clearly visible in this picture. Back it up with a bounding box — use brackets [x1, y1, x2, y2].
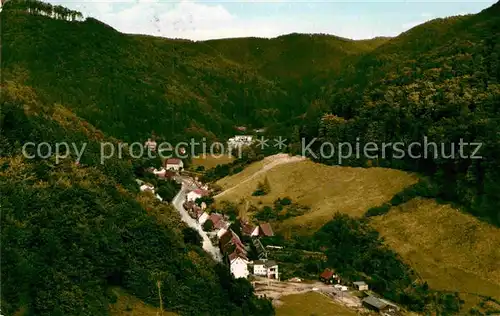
[172, 175, 222, 262]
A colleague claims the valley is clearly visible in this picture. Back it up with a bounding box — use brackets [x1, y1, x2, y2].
[1, 0, 500, 315]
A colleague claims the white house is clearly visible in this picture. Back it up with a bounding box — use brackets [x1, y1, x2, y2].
[198, 212, 209, 225]
[227, 135, 254, 151]
[140, 184, 155, 193]
[252, 260, 279, 280]
[353, 281, 369, 291]
[165, 158, 183, 171]
[186, 189, 209, 202]
[229, 253, 250, 279]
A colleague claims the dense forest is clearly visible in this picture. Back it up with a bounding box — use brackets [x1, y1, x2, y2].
[2, 0, 500, 314]
[288, 3, 500, 226]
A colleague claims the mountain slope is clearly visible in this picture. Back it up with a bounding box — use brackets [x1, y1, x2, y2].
[300, 3, 500, 225]
[0, 80, 273, 315]
[2, 8, 287, 142]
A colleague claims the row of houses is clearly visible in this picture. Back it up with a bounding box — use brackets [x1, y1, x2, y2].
[182, 197, 278, 280]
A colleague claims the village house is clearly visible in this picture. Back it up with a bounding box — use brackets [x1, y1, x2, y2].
[251, 259, 279, 280]
[164, 158, 183, 172]
[229, 252, 250, 279]
[186, 188, 209, 202]
[198, 212, 209, 225]
[240, 219, 256, 237]
[203, 213, 229, 236]
[251, 222, 274, 237]
[219, 230, 250, 279]
[319, 268, 340, 284]
[227, 135, 253, 151]
[139, 183, 163, 202]
[140, 183, 155, 193]
[362, 296, 400, 315]
[353, 281, 369, 291]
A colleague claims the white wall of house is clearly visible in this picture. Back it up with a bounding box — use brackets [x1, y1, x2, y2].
[230, 258, 249, 279]
[217, 227, 228, 238]
[198, 212, 209, 225]
[186, 191, 202, 202]
[140, 184, 154, 193]
[250, 227, 259, 237]
[267, 265, 279, 280]
[253, 264, 267, 276]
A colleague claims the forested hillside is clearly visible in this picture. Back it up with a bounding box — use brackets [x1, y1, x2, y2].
[293, 2, 500, 225]
[2, 0, 500, 314]
[0, 81, 274, 315]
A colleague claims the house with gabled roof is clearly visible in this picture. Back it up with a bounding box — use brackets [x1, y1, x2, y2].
[186, 188, 209, 202]
[319, 268, 339, 284]
[219, 229, 250, 279]
[251, 222, 274, 237]
[250, 259, 279, 280]
[229, 252, 249, 279]
[164, 158, 183, 171]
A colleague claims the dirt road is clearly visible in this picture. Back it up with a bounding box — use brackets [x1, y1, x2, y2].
[251, 277, 363, 310]
[215, 154, 306, 199]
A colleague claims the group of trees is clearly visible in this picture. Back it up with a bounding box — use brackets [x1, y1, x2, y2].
[4, 0, 83, 21]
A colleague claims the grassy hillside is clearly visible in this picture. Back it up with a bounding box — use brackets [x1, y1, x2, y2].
[215, 156, 417, 233]
[371, 198, 500, 305]
[275, 292, 358, 316]
[214, 157, 499, 310]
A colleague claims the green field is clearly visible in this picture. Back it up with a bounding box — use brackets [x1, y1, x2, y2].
[371, 198, 500, 309]
[191, 154, 235, 169]
[216, 157, 417, 233]
[275, 292, 359, 316]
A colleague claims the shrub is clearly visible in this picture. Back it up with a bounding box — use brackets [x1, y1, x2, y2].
[365, 203, 392, 217]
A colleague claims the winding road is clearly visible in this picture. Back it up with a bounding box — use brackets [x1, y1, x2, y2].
[172, 177, 222, 262]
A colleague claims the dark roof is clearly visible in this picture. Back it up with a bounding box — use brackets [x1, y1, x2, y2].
[219, 230, 233, 247]
[259, 222, 274, 236]
[264, 260, 277, 268]
[240, 220, 255, 236]
[229, 251, 248, 262]
[252, 260, 277, 267]
[320, 268, 335, 279]
[183, 200, 195, 210]
[362, 296, 388, 310]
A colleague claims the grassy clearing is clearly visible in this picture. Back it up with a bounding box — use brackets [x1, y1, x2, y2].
[109, 288, 178, 316]
[275, 291, 359, 316]
[190, 154, 235, 169]
[216, 158, 417, 233]
[371, 198, 500, 308]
